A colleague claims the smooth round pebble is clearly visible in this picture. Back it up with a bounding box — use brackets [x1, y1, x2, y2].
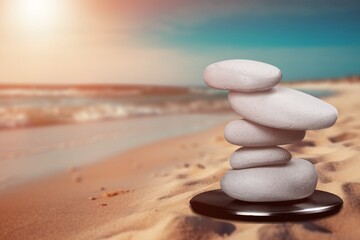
[228, 86, 338, 130]
[224, 119, 305, 146]
[230, 146, 291, 169]
[204, 59, 281, 92]
[221, 158, 318, 202]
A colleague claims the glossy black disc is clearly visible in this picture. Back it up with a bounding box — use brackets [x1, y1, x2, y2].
[190, 189, 343, 222]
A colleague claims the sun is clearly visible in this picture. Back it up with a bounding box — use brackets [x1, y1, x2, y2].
[7, 0, 65, 33]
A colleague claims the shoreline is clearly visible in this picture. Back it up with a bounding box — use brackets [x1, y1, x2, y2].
[0, 113, 235, 190]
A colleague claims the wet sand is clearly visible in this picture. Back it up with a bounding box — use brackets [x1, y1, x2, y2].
[0, 114, 234, 189]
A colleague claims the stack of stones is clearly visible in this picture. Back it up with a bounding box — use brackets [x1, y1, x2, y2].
[204, 59, 338, 202]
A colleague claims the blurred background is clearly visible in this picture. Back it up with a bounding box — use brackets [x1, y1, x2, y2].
[0, 0, 359, 187]
[1, 0, 360, 85]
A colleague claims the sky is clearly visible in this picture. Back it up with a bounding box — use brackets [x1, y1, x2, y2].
[0, 0, 360, 86]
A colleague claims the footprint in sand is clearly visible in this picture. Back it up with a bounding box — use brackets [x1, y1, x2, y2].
[342, 182, 360, 209]
[258, 222, 332, 240]
[328, 132, 357, 143]
[287, 140, 316, 152]
[155, 215, 235, 240]
[319, 161, 341, 172]
[317, 173, 333, 184]
[316, 161, 343, 183]
[183, 175, 218, 187]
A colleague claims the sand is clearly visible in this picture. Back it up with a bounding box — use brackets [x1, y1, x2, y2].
[1, 81, 360, 240]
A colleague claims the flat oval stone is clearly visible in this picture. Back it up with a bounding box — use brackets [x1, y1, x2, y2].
[224, 119, 305, 146]
[221, 158, 318, 202]
[204, 59, 281, 92]
[228, 86, 338, 130]
[230, 146, 291, 169]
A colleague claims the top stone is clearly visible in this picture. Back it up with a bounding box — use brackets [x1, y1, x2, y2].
[204, 59, 282, 92]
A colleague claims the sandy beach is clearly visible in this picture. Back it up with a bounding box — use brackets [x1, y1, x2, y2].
[1, 80, 360, 240]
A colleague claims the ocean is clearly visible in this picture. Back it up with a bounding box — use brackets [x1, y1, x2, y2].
[0, 85, 230, 129]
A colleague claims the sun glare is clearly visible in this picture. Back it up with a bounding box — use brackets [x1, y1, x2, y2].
[7, 0, 64, 33]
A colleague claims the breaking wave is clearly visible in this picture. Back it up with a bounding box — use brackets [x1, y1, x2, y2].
[0, 86, 230, 129]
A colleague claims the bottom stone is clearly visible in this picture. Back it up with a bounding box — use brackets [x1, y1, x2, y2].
[221, 158, 317, 202]
[190, 189, 343, 221]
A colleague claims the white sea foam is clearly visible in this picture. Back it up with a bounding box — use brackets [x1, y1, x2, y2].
[0, 87, 229, 128]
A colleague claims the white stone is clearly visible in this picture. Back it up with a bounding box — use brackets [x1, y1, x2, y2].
[228, 86, 338, 130]
[230, 146, 291, 169]
[204, 59, 281, 92]
[224, 119, 305, 146]
[221, 158, 318, 202]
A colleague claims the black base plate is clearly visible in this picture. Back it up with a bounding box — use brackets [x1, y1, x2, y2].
[190, 189, 343, 222]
